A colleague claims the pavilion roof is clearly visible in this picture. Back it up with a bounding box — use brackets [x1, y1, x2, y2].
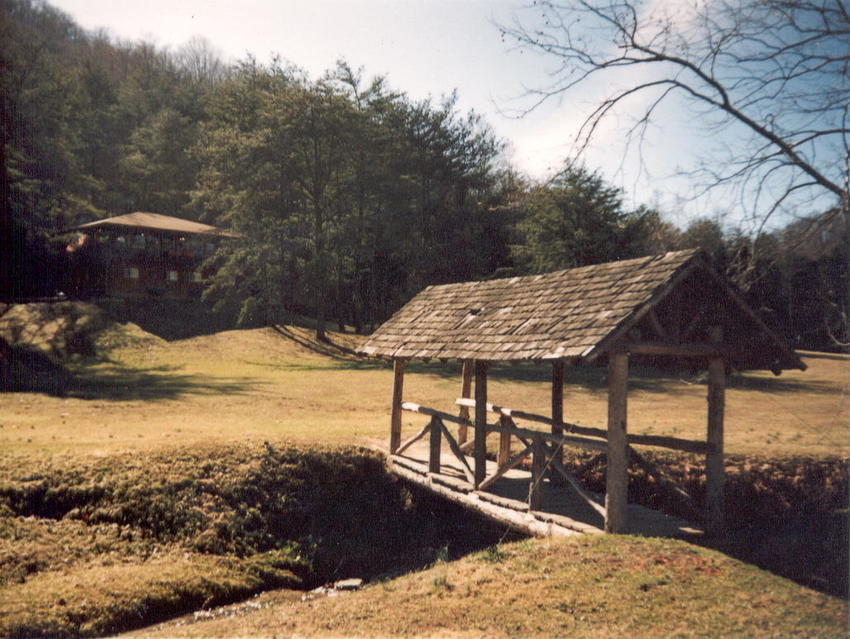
[71, 212, 236, 237]
[358, 249, 804, 372]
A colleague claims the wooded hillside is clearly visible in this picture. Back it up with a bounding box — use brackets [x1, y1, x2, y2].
[2, 0, 846, 350]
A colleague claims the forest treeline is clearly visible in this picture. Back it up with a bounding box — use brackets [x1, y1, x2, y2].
[2, 0, 846, 350]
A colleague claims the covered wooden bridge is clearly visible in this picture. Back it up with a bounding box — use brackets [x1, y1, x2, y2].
[358, 249, 804, 537]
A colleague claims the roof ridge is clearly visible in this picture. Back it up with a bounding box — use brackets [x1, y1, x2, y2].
[427, 248, 701, 292]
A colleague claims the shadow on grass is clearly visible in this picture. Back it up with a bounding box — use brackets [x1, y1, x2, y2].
[98, 298, 237, 341]
[67, 363, 259, 401]
[5, 342, 260, 401]
[3, 346, 74, 396]
[487, 363, 846, 396]
[312, 355, 844, 398]
[238, 325, 385, 372]
[271, 325, 364, 359]
[267, 325, 841, 396]
[725, 373, 846, 394]
[696, 513, 849, 599]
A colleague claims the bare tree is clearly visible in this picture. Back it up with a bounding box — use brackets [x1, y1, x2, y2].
[500, 0, 849, 228]
[176, 36, 226, 85]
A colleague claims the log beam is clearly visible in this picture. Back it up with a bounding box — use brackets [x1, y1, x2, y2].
[647, 308, 670, 340]
[705, 326, 726, 537]
[551, 360, 565, 470]
[528, 435, 545, 510]
[402, 402, 471, 426]
[457, 360, 473, 445]
[455, 398, 712, 454]
[498, 414, 513, 466]
[623, 342, 726, 358]
[478, 443, 533, 492]
[395, 421, 432, 456]
[390, 358, 406, 453]
[429, 415, 442, 474]
[474, 360, 488, 488]
[605, 350, 629, 533]
[439, 419, 475, 485]
[547, 454, 607, 518]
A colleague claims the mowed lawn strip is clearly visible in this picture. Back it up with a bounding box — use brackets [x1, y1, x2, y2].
[124, 535, 848, 639]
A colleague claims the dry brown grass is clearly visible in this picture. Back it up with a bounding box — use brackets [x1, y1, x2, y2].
[0, 442, 506, 637]
[126, 535, 847, 639]
[0, 307, 847, 638]
[0, 322, 846, 458]
[1, 551, 286, 637]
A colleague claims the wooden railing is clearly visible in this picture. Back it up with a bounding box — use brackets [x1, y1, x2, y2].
[395, 398, 699, 516]
[460, 399, 697, 512]
[399, 400, 606, 515]
[398, 403, 475, 484]
[455, 398, 713, 455]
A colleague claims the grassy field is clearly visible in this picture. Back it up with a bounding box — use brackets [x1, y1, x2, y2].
[127, 536, 846, 639]
[1, 311, 847, 458]
[0, 302, 848, 637]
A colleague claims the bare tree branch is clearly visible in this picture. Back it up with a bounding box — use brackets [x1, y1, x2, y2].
[500, 0, 849, 222]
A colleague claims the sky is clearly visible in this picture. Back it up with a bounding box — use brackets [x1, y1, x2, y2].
[45, 0, 802, 230]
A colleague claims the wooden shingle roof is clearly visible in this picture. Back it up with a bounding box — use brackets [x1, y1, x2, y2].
[358, 249, 804, 371]
[72, 212, 237, 237]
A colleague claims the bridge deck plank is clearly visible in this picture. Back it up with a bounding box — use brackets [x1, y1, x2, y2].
[388, 441, 701, 538]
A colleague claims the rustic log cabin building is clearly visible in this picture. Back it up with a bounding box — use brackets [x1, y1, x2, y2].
[66, 212, 234, 299]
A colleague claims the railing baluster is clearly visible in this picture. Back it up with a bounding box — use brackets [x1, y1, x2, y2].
[477, 443, 532, 491]
[528, 434, 544, 510]
[498, 415, 513, 466]
[439, 420, 475, 485]
[429, 415, 442, 474]
[395, 421, 433, 456]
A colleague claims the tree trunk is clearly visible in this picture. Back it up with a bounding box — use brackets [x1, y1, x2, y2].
[0, 89, 12, 302]
[315, 299, 327, 342]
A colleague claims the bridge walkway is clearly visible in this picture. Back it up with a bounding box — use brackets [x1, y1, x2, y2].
[386, 437, 701, 539]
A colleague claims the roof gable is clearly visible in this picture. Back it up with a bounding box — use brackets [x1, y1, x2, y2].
[358, 249, 803, 372]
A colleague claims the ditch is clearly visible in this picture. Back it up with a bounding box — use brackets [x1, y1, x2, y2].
[0, 443, 514, 637]
[0, 443, 846, 638]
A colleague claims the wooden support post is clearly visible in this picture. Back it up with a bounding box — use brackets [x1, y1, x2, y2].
[390, 358, 406, 453]
[528, 435, 544, 510]
[498, 415, 513, 466]
[429, 416, 442, 474]
[551, 360, 565, 481]
[605, 349, 629, 533]
[474, 360, 488, 488]
[457, 360, 473, 445]
[706, 326, 726, 537]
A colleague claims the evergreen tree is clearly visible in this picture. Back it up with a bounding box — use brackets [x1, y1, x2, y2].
[511, 167, 631, 273]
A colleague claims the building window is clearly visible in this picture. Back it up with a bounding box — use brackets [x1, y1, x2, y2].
[167, 270, 179, 282]
[125, 267, 139, 280]
[192, 271, 203, 283]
